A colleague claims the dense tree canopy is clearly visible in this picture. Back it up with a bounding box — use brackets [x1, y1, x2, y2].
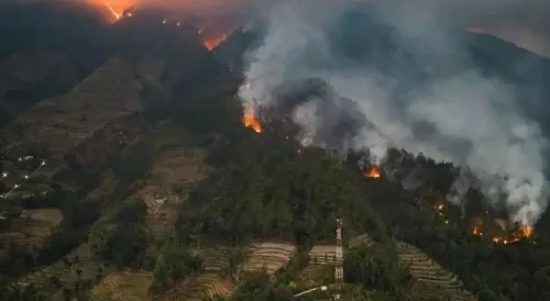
[178, 135, 386, 244]
[231, 273, 294, 301]
[344, 242, 412, 299]
[150, 240, 203, 294]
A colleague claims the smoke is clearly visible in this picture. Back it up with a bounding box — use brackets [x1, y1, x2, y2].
[238, 0, 549, 226]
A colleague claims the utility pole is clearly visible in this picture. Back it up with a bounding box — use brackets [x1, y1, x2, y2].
[334, 217, 343, 300]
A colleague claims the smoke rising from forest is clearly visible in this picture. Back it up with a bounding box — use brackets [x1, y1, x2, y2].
[238, 0, 549, 226]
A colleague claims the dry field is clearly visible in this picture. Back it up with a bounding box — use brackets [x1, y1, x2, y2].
[17, 208, 63, 247]
[2, 57, 144, 162]
[396, 241, 478, 301]
[140, 147, 207, 242]
[308, 245, 337, 265]
[241, 242, 297, 275]
[90, 271, 153, 301]
[158, 273, 234, 301]
[22, 242, 108, 299]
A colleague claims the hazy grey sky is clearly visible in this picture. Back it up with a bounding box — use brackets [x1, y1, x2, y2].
[133, 0, 550, 57]
[439, 0, 550, 57]
[10, 0, 549, 56]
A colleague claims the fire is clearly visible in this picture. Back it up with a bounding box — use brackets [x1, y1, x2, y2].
[88, 0, 135, 22]
[472, 225, 483, 237]
[363, 165, 381, 179]
[490, 224, 534, 245]
[520, 224, 533, 239]
[492, 236, 520, 245]
[242, 108, 262, 134]
[104, 1, 121, 20]
[202, 34, 229, 51]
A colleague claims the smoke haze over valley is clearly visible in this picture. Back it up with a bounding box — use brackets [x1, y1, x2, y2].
[236, 0, 550, 226]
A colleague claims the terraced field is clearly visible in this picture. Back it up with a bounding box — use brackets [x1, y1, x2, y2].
[308, 245, 336, 265]
[90, 271, 153, 301]
[139, 147, 207, 242]
[159, 273, 234, 301]
[296, 244, 336, 289]
[21, 242, 108, 300]
[0, 56, 157, 256]
[1, 57, 144, 161]
[193, 244, 243, 272]
[396, 242, 478, 301]
[241, 242, 297, 275]
[14, 208, 63, 249]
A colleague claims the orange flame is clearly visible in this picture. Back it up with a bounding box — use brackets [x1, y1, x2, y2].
[492, 236, 520, 245]
[490, 224, 534, 245]
[520, 224, 533, 239]
[363, 165, 381, 179]
[203, 34, 229, 51]
[472, 225, 483, 237]
[88, 0, 134, 22]
[104, 1, 121, 20]
[243, 108, 262, 134]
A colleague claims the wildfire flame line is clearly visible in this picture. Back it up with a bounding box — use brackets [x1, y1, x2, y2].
[203, 34, 229, 51]
[104, 1, 121, 20]
[363, 165, 381, 179]
[243, 108, 262, 134]
[470, 223, 533, 245]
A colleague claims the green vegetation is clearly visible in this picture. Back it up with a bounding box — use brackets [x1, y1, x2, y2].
[93, 198, 148, 268]
[376, 150, 550, 301]
[178, 136, 387, 244]
[231, 273, 294, 301]
[344, 243, 412, 300]
[150, 240, 203, 294]
[0, 283, 46, 301]
[400, 218, 550, 301]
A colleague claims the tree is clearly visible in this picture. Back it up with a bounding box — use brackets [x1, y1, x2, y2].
[150, 241, 203, 294]
[344, 243, 412, 298]
[100, 223, 147, 268]
[231, 273, 294, 301]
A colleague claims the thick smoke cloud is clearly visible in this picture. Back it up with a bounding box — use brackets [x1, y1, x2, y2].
[238, 0, 549, 226]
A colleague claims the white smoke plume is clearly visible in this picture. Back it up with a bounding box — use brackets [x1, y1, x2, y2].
[238, 0, 549, 226]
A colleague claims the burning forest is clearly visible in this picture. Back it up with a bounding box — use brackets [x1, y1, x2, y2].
[363, 165, 381, 179]
[86, 0, 235, 51]
[3, 0, 550, 300]
[242, 107, 262, 134]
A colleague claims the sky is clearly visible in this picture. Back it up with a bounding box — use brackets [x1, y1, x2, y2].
[73, 0, 550, 57]
[124, 0, 550, 57]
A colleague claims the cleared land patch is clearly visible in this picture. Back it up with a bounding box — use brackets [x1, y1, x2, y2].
[158, 273, 234, 301]
[396, 241, 478, 301]
[241, 242, 297, 275]
[140, 147, 207, 242]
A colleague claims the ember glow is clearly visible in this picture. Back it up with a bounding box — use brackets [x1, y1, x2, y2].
[88, 0, 135, 22]
[520, 224, 533, 239]
[477, 223, 535, 245]
[243, 108, 262, 134]
[472, 225, 484, 237]
[492, 236, 520, 245]
[363, 165, 381, 179]
[104, 1, 121, 20]
[203, 34, 229, 51]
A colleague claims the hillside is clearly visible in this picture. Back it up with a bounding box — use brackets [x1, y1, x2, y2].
[1, 3, 550, 301]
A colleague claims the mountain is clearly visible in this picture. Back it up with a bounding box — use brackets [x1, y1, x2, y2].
[2, 3, 550, 301]
[0, 1, 110, 126]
